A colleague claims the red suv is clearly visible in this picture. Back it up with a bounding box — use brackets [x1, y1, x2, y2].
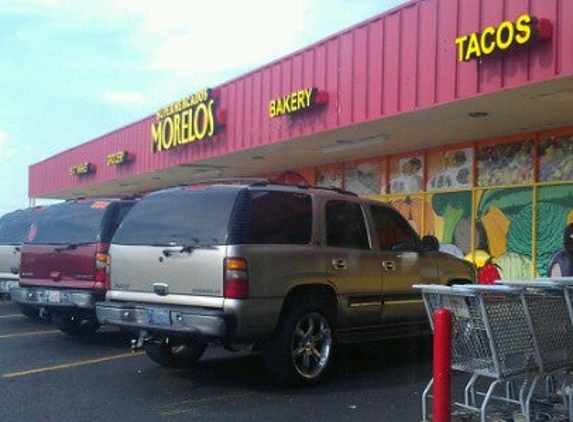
[11, 198, 136, 335]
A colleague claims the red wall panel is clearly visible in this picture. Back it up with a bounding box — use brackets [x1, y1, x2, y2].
[367, 18, 384, 119]
[29, 0, 573, 198]
[400, 4, 419, 111]
[383, 11, 401, 115]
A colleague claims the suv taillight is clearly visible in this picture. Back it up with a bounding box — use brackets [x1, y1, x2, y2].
[224, 258, 248, 299]
[94, 252, 109, 289]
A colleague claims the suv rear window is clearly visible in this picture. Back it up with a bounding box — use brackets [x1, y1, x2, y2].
[28, 201, 111, 245]
[245, 191, 312, 244]
[112, 188, 238, 246]
[0, 208, 42, 245]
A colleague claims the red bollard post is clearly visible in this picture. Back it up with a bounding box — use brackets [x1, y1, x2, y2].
[433, 308, 452, 422]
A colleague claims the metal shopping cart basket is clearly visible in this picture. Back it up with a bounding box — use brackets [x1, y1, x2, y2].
[500, 279, 573, 421]
[414, 284, 545, 422]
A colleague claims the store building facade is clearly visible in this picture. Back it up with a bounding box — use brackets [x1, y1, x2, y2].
[29, 0, 573, 279]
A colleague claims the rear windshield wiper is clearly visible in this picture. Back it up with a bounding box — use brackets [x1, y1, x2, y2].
[54, 242, 91, 252]
[161, 239, 210, 257]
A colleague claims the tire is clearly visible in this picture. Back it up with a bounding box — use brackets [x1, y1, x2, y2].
[17, 303, 41, 319]
[145, 338, 207, 368]
[264, 297, 336, 385]
[54, 313, 100, 336]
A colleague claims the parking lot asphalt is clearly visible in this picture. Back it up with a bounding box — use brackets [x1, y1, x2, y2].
[0, 300, 436, 422]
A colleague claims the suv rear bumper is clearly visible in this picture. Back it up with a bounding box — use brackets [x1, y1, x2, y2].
[95, 301, 230, 339]
[0, 279, 19, 297]
[10, 286, 103, 309]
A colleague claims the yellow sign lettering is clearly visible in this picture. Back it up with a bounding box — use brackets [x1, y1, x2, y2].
[515, 14, 532, 44]
[269, 87, 323, 118]
[480, 27, 496, 55]
[151, 89, 220, 153]
[455, 14, 544, 62]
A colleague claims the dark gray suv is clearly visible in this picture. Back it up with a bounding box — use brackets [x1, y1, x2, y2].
[96, 180, 476, 384]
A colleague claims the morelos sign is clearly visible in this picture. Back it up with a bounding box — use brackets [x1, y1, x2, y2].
[151, 89, 224, 153]
[269, 87, 328, 118]
[455, 14, 552, 62]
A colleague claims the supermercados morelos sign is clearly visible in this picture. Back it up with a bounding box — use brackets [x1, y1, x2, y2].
[269, 87, 328, 118]
[151, 89, 225, 153]
[455, 14, 552, 62]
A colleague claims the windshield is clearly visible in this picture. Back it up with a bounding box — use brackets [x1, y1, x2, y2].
[0, 208, 43, 245]
[112, 188, 238, 246]
[28, 201, 110, 245]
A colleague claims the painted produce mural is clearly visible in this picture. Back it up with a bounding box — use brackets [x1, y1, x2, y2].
[313, 133, 573, 281]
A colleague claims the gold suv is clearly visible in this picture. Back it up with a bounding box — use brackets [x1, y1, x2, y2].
[96, 180, 476, 385]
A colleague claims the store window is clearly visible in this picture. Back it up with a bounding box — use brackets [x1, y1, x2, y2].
[429, 191, 472, 257]
[476, 139, 533, 187]
[389, 155, 424, 194]
[475, 187, 533, 279]
[537, 184, 573, 277]
[345, 161, 382, 196]
[427, 147, 473, 191]
[317, 165, 343, 189]
[325, 200, 369, 249]
[539, 135, 573, 182]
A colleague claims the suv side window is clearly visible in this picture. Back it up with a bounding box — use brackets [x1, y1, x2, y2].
[325, 200, 369, 249]
[101, 202, 135, 243]
[370, 205, 418, 251]
[247, 191, 312, 244]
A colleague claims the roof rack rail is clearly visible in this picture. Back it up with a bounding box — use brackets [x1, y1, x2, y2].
[185, 177, 271, 187]
[262, 179, 358, 197]
[310, 185, 358, 197]
[182, 177, 358, 197]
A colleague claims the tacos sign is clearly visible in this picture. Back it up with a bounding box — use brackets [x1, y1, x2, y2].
[455, 14, 552, 62]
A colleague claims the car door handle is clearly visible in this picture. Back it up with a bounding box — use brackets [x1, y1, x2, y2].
[381, 260, 396, 271]
[331, 258, 347, 271]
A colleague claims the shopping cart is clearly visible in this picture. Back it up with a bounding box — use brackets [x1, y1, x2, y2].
[414, 283, 573, 422]
[499, 279, 573, 421]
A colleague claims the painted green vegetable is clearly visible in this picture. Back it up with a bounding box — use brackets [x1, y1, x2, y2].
[537, 184, 573, 207]
[507, 202, 570, 277]
[477, 187, 532, 220]
[431, 191, 472, 244]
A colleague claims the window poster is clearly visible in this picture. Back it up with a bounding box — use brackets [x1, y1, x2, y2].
[427, 147, 473, 191]
[316, 165, 343, 189]
[476, 139, 533, 187]
[389, 155, 424, 194]
[539, 135, 573, 182]
[344, 161, 382, 196]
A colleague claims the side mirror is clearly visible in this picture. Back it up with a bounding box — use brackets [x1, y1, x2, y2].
[420, 235, 439, 252]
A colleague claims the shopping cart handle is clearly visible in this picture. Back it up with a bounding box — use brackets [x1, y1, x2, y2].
[498, 279, 569, 290]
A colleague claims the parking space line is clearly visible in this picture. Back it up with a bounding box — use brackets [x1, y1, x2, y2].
[2, 351, 145, 378]
[0, 329, 61, 339]
[0, 314, 24, 319]
[160, 393, 254, 416]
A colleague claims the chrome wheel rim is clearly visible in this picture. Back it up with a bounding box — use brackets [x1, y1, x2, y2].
[291, 312, 332, 379]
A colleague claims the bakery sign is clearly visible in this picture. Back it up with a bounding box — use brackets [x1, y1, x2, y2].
[151, 88, 225, 153]
[455, 14, 552, 62]
[269, 87, 329, 118]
